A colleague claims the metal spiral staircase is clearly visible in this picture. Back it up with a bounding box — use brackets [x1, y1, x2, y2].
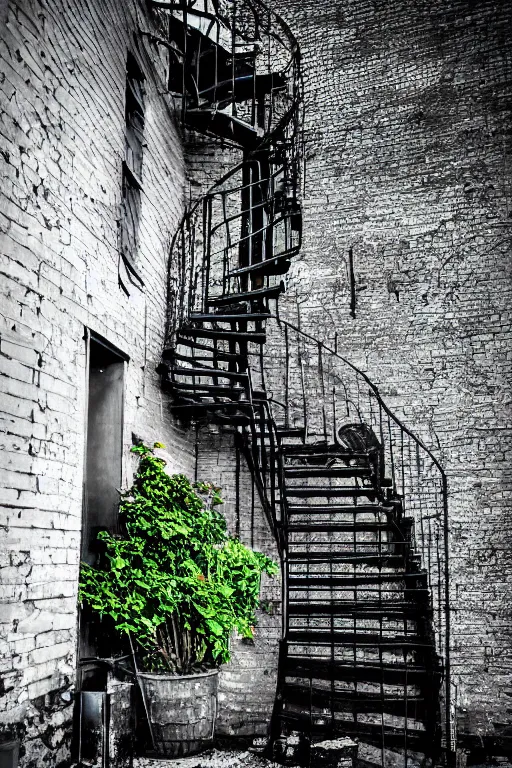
[253, 319, 453, 768]
[154, 2, 453, 765]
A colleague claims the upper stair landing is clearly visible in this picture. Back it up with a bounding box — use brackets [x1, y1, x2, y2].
[152, 0, 258, 55]
[152, 0, 302, 150]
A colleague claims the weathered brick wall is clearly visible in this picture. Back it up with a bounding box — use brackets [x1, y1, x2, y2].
[2, 0, 510, 760]
[265, 0, 512, 750]
[0, 0, 193, 764]
[185, 133, 243, 204]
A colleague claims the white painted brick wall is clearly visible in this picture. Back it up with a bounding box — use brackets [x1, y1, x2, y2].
[0, 0, 195, 764]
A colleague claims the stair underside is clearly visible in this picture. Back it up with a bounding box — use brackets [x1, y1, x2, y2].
[283, 657, 441, 685]
[279, 711, 431, 750]
[185, 108, 262, 148]
[282, 683, 428, 718]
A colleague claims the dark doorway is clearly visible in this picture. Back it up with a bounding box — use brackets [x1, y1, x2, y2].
[79, 331, 127, 662]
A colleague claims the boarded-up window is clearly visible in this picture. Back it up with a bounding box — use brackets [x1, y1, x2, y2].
[119, 52, 145, 295]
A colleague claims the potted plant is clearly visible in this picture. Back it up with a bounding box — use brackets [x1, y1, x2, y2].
[79, 442, 278, 757]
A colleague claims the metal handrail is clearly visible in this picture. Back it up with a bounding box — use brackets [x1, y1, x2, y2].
[163, 0, 303, 343]
[259, 314, 453, 757]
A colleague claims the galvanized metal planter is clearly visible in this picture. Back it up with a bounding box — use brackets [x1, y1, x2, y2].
[138, 669, 219, 758]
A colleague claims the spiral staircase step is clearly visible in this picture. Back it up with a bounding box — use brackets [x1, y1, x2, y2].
[206, 282, 285, 306]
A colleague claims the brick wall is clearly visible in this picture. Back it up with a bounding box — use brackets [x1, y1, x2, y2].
[2, 0, 509, 760]
[266, 0, 512, 750]
[0, 0, 194, 764]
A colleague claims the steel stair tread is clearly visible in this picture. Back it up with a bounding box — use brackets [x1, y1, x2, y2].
[206, 282, 285, 305]
[165, 353, 240, 369]
[283, 657, 441, 685]
[189, 312, 270, 322]
[287, 504, 395, 515]
[287, 522, 398, 533]
[275, 426, 307, 437]
[287, 552, 406, 565]
[278, 712, 430, 749]
[287, 574, 427, 586]
[281, 443, 370, 458]
[171, 402, 252, 418]
[287, 601, 428, 617]
[285, 487, 378, 498]
[228, 253, 293, 278]
[286, 630, 431, 649]
[284, 466, 371, 478]
[198, 71, 286, 104]
[169, 380, 247, 392]
[166, 338, 248, 360]
[178, 328, 266, 342]
[288, 590, 430, 603]
[281, 683, 428, 718]
[184, 108, 262, 149]
[170, 396, 252, 408]
[169, 366, 248, 379]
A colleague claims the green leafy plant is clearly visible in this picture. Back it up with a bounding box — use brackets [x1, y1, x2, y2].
[79, 443, 278, 674]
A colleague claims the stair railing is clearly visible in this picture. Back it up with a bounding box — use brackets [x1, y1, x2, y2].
[239, 389, 289, 551]
[166, 157, 301, 347]
[159, 0, 454, 757]
[155, 0, 302, 143]
[162, 0, 303, 352]
[158, 2, 457, 761]
[251, 315, 453, 757]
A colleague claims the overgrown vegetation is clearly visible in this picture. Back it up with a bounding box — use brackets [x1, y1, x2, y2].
[79, 443, 278, 674]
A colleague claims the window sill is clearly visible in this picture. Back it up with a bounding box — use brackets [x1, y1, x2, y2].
[123, 160, 143, 191]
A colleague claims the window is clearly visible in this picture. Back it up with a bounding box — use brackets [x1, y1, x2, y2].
[119, 52, 145, 295]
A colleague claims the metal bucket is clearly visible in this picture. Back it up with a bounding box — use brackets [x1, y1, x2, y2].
[138, 669, 218, 757]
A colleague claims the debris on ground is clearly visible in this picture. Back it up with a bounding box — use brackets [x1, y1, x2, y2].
[133, 748, 289, 768]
